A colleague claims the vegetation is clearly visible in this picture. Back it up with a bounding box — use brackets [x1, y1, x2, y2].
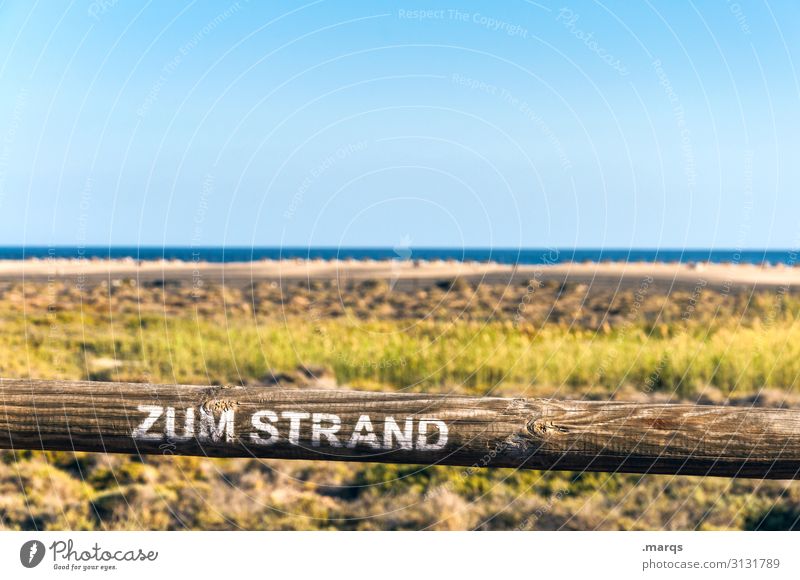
[1, 277, 799, 530]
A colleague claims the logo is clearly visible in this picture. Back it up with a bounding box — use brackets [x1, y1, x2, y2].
[20, 540, 46, 568]
[389, 234, 413, 290]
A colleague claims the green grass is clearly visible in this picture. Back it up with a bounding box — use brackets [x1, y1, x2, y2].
[2, 282, 800, 530]
[4, 310, 800, 397]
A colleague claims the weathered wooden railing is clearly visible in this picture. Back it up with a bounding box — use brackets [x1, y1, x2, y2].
[1, 378, 799, 479]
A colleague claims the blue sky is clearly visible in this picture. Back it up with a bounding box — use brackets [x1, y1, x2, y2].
[0, 0, 798, 248]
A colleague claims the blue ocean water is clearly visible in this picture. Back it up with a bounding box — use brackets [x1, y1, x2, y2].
[0, 247, 795, 265]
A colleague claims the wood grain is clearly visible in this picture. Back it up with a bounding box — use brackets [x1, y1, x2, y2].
[1, 379, 799, 479]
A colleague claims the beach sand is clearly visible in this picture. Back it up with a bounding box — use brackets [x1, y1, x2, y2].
[0, 258, 797, 292]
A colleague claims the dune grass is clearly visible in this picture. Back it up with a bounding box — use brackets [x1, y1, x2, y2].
[2, 280, 800, 530]
[3, 307, 800, 397]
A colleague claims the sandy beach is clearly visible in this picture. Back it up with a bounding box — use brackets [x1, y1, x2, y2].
[0, 258, 797, 292]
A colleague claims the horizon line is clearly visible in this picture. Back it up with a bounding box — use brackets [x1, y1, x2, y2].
[0, 245, 796, 252]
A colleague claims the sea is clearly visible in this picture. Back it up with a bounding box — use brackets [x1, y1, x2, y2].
[0, 247, 796, 265]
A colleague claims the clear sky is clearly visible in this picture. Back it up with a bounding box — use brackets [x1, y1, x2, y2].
[0, 1, 798, 249]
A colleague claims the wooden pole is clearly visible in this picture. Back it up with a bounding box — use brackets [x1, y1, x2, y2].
[1, 378, 799, 479]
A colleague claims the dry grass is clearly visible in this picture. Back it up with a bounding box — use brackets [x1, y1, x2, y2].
[1, 277, 799, 530]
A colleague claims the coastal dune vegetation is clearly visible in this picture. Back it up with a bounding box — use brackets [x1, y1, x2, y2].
[1, 276, 799, 530]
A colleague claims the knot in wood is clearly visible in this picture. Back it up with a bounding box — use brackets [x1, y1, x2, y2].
[527, 418, 568, 437]
[201, 398, 238, 413]
[200, 384, 239, 413]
